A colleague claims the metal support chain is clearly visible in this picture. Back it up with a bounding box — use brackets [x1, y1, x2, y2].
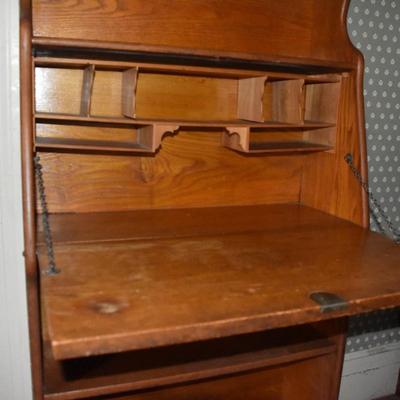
[345, 153, 400, 244]
[34, 155, 60, 275]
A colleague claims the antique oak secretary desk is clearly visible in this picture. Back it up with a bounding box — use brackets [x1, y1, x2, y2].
[20, 0, 400, 399]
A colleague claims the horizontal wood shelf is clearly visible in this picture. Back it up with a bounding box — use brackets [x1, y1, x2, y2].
[43, 324, 335, 400]
[31, 37, 355, 74]
[35, 114, 335, 154]
[38, 204, 400, 361]
[222, 125, 334, 154]
[37, 204, 340, 245]
[34, 57, 343, 83]
[246, 141, 332, 153]
[35, 113, 335, 129]
[35, 137, 149, 153]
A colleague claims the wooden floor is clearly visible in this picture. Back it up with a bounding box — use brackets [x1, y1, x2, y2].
[37, 204, 400, 361]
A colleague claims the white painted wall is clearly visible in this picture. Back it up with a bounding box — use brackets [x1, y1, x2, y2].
[0, 0, 33, 399]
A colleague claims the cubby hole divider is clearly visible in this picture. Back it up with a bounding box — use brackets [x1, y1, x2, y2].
[122, 67, 139, 118]
[223, 127, 250, 152]
[237, 76, 267, 122]
[237, 77, 305, 124]
[138, 124, 180, 152]
[264, 79, 305, 124]
[304, 80, 341, 124]
[80, 65, 95, 117]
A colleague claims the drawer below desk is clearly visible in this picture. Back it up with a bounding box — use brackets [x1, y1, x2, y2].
[105, 353, 336, 400]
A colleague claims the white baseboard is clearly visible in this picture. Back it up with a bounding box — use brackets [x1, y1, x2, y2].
[340, 336, 400, 400]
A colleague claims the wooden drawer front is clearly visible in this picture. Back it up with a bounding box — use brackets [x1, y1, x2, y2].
[104, 354, 335, 400]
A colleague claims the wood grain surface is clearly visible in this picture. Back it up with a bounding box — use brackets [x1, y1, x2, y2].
[38, 204, 400, 360]
[36, 132, 303, 213]
[22, 0, 376, 398]
[36, 204, 342, 245]
[301, 71, 368, 226]
[32, 0, 356, 66]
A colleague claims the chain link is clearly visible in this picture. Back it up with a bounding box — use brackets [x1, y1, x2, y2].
[34, 155, 60, 275]
[345, 153, 400, 244]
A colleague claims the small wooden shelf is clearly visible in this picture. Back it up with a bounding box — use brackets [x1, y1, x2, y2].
[35, 121, 179, 153]
[247, 141, 331, 153]
[35, 113, 336, 154]
[38, 204, 400, 361]
[35, 137, 149, 153]
[34, 57, 343, 82]
[34, 113, 335, 129]
[222, 126, 334, 154]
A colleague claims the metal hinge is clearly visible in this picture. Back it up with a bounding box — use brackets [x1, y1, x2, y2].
[310, 292, 348, 313]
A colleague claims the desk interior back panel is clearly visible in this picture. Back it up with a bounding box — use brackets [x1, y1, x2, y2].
[37, 136, 303, 214]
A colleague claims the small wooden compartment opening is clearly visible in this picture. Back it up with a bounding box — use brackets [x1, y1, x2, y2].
[34, 60, 342, 125]
[303, 79, 342, 148]
[33, 59, 342, 155]
[222, 126, 335, 153]
[303, 79, 341, 124]
[35, 61, 243, 121]
[237, 77, 305, 123]
[34, 121, 179, 153]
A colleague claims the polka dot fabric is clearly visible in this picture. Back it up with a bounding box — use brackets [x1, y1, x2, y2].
[346, 328, 400, 352]
[346, 308, 400, 352]
[346, 0, 400, 351]
[348, 0, 400, 233]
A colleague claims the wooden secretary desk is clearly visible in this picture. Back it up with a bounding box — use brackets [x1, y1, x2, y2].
[20, 0, 400, 399]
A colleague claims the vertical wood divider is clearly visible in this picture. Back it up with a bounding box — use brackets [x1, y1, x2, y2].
[138, 124, 180, 152]
[222, 127, 250, 152]
[237, 76, 267, 122]
[302, 79, 342, 149]
[122, 67, 139, 118]
[300, 80, 307, 122]
[304, 81, 341, 123]
[80, 64, 95, 117]
[267, 79, 304, 123]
